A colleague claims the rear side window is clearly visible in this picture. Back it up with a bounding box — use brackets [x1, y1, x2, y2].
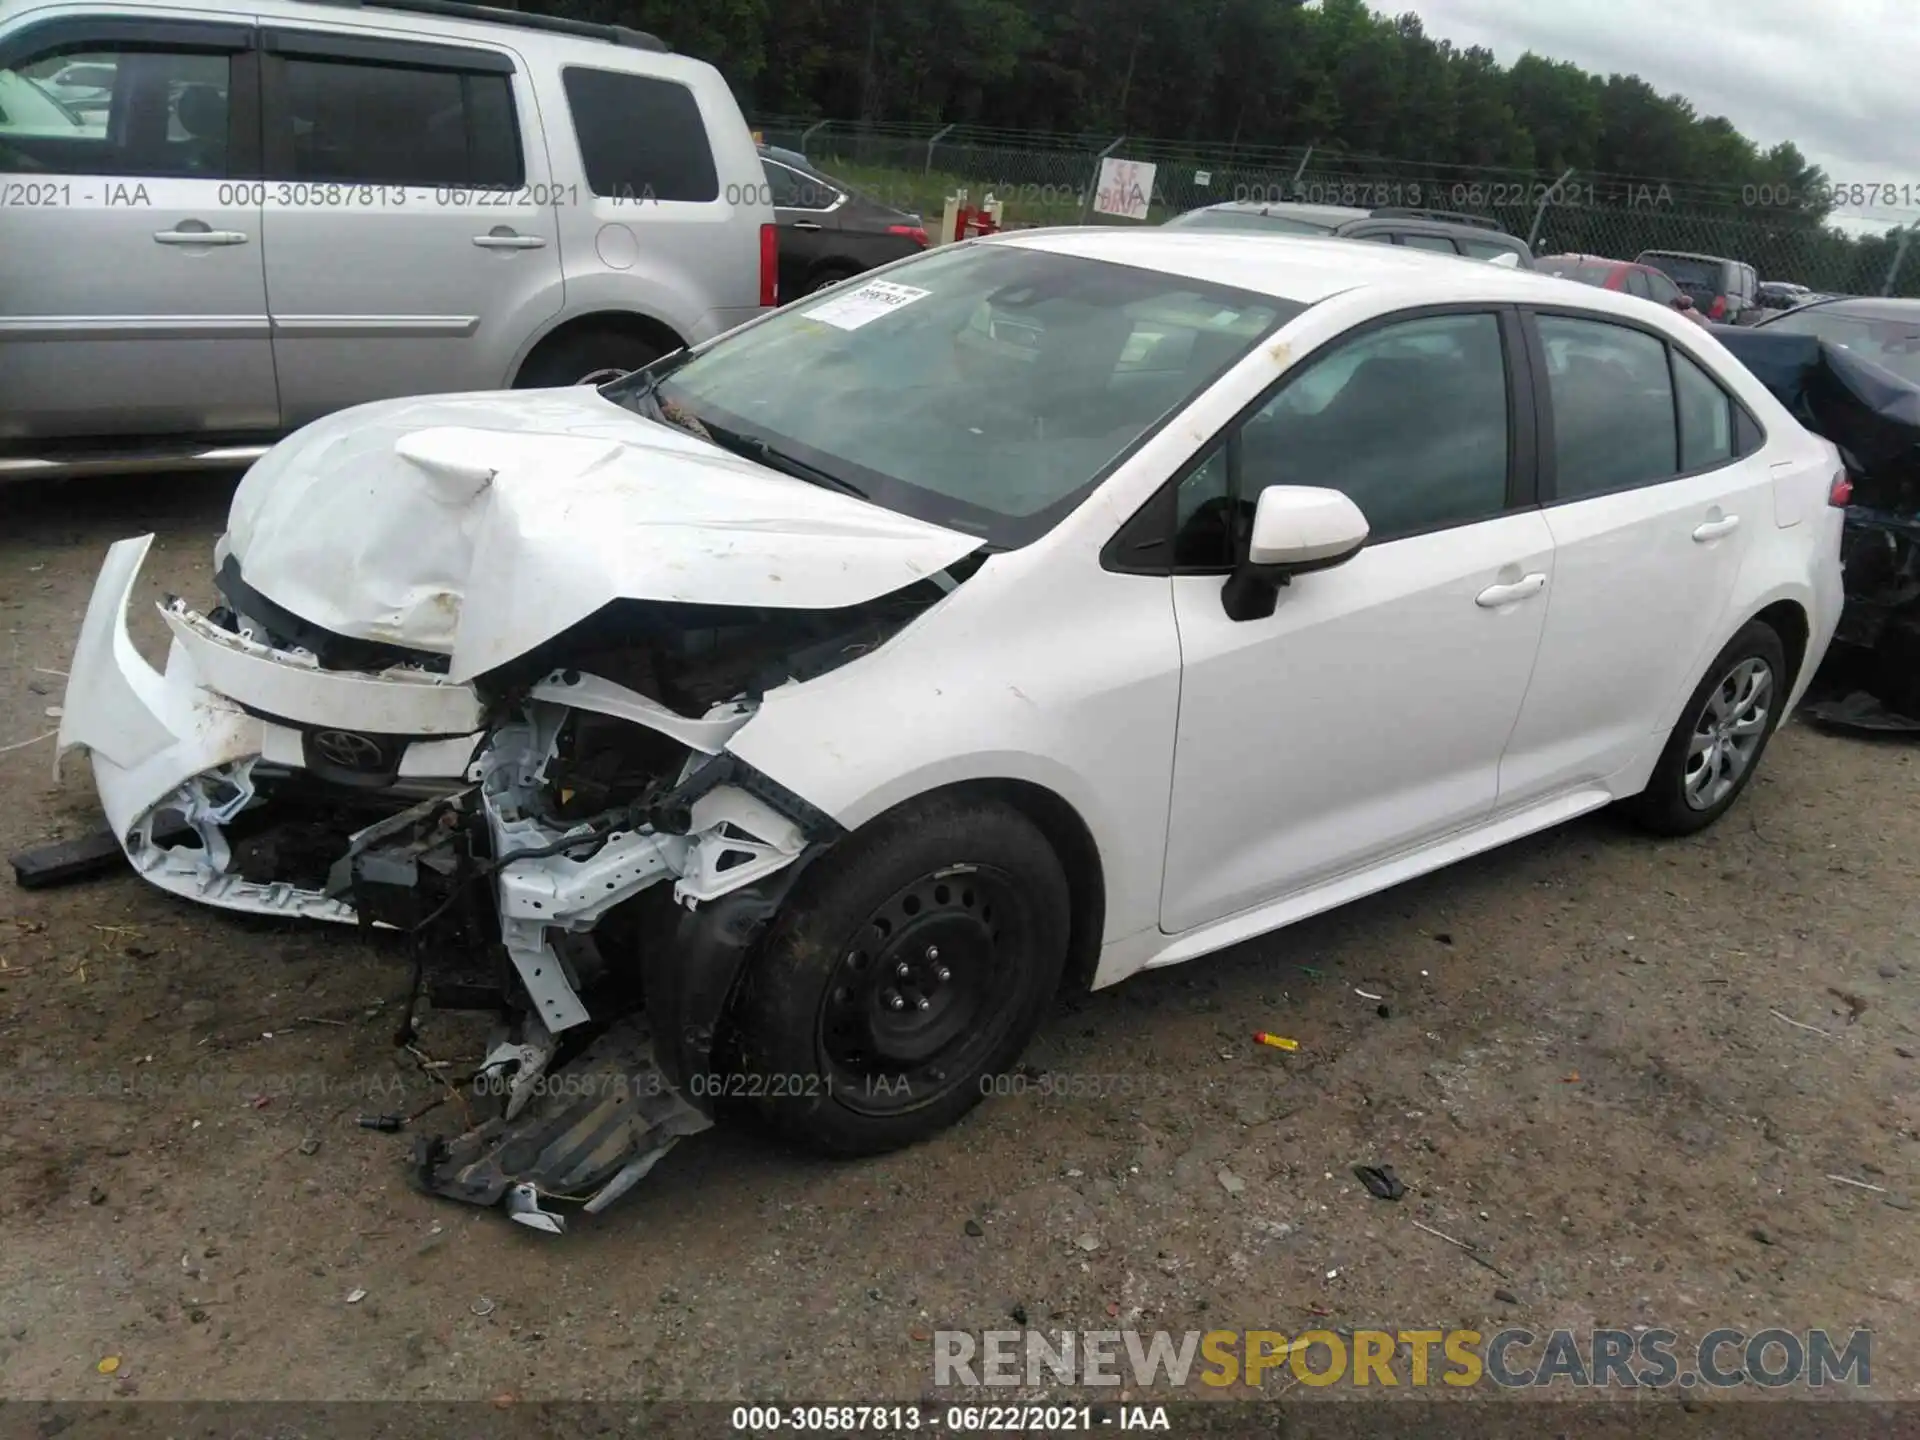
[1672, 348, 1734, 470]
[1398, 233, 1460, 254]
[1459, 238, 1519, 262]
[1538, 315, 1678, 498]
[1624, 270, 1652, 300]
[275, 58, 520, 187]
[562, 67, 716, 202]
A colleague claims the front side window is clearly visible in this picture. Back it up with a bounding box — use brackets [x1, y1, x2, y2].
[274, 57, 519, 187]
[1163, 208, 1338, 236]
[1398, 232, 1460, 254]
[563, 67, 715, 202]
[2, 44, 226, 176]
[1241, 312, 1510, 542]
[636, 244, 1294, 548]
[1644, 269, 1683, 306]
[1538, 314, 1678, 499]
[1459, 237, 1520, 262]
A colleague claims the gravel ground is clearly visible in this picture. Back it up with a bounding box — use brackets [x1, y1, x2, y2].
[1, 473, 1916, 1404]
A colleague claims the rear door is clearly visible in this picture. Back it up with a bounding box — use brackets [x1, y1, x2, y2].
[0, 14, 276, 441]
[1497, 309, 1771, 805]
[258, 26, 562, 426]
[764, 154, 839, 296]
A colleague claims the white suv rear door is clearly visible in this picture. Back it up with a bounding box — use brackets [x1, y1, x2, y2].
[257, 25, 563, 427]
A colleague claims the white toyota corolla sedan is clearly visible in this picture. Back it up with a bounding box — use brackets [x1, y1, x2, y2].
[56, 228, 1847, 1230]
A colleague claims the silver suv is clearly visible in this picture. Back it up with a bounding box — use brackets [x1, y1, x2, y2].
[0, 0, 776, 477]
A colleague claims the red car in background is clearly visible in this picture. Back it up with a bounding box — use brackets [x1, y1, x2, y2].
[1536, 254, 1713, 327]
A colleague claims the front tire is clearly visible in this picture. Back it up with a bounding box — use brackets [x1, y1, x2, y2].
[729, 793, 1070, 1158]
[1627, 620, 1787, 836]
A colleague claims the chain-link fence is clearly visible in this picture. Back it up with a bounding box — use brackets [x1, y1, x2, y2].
[750, 118, 1920, 298]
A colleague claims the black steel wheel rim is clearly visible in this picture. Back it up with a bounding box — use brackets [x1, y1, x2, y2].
[816, 865, 1036, 1116]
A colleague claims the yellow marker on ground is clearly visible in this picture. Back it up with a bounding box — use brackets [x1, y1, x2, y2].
[1253, 1032, 1298, 1051]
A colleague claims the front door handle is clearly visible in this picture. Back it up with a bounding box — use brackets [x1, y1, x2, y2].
[472, 231, 547, 250]
[154, 226, 247, 245]
[1475, 572, 1547, 608]
[1692, 515, 1741, 542]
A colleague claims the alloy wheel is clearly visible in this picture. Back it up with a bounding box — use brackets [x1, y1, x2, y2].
[1684, 656, 1773, 810]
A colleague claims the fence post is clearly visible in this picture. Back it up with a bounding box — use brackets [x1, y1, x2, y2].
[1286, 145, 1314, 201]
[799, 119, 829, 160]
[1078, 136, 1126, 224]
[1527, 168, 1576, 249]
[1883, 222, 1916, 296]
[924, 123, 955, 176]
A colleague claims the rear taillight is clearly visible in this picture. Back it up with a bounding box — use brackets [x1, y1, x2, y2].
[1709, 295, 1727, 320]
[759, 223, 778, 307]
[1830, 469, 1854, 507]
[887, 223, 930, 248]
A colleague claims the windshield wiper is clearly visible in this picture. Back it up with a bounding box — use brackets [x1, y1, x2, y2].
[697, 420, 869, 500]
[599, 348, 689, 419]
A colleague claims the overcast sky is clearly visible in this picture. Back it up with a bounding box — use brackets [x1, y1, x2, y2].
[1393, 0, 1920, 236]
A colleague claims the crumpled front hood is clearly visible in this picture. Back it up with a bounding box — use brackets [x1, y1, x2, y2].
[225, 388, 984, 684]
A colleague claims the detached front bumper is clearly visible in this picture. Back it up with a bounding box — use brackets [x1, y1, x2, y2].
[55, 533, 485, 920]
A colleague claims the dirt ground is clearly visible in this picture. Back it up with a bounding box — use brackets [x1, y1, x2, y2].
[1, 472, 1916, 1406]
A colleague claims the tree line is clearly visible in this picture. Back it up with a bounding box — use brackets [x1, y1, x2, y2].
[532, 0, 1832, 212]
[525, 0, 1920, 289]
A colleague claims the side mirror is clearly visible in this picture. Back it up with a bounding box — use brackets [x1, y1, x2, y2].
[1673, 294, 1695, 311]
[1222, 485, 1369, 621]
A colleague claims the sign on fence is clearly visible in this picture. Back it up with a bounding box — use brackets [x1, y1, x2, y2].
[1094, 157, 1157, 220]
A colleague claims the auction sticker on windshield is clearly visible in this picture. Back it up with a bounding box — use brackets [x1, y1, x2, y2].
[804, 279, 931, 330]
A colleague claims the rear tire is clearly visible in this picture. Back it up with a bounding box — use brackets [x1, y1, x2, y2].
[1627, 620, 1787, 836]
[729, 793, 1070, 1158]
[805, 264, 862, 296]
[514, 327, 664, 389]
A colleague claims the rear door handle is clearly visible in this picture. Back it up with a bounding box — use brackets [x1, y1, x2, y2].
[1692, 515, 1741, 542]
[472, 232, 547, 250]
[1475, 573, 1547, 607]
[154, 227, 247, 245]
[790, 220, 823, 231]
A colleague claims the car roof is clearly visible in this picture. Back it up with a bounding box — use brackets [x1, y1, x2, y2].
[1184, 200, 1373, 227]
[989, 228, 1640, 308]
[29, 0, 677, 55]
[1769, 295, 1920, 322]
[1639, 250, 1737, 264]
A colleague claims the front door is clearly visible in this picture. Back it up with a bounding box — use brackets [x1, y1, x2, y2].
[1160, 309, 1555, 934]
[0, 17, 277, 441]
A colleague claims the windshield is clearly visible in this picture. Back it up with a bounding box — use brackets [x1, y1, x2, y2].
[1164, 208, 1339, 236]
[1761, 306, 1920, 384]
[640, 243, 1296, 547]
[1640, 254, 1723, 297]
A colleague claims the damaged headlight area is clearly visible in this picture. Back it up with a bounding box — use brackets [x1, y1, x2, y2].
[46, 532, 980, 1233]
